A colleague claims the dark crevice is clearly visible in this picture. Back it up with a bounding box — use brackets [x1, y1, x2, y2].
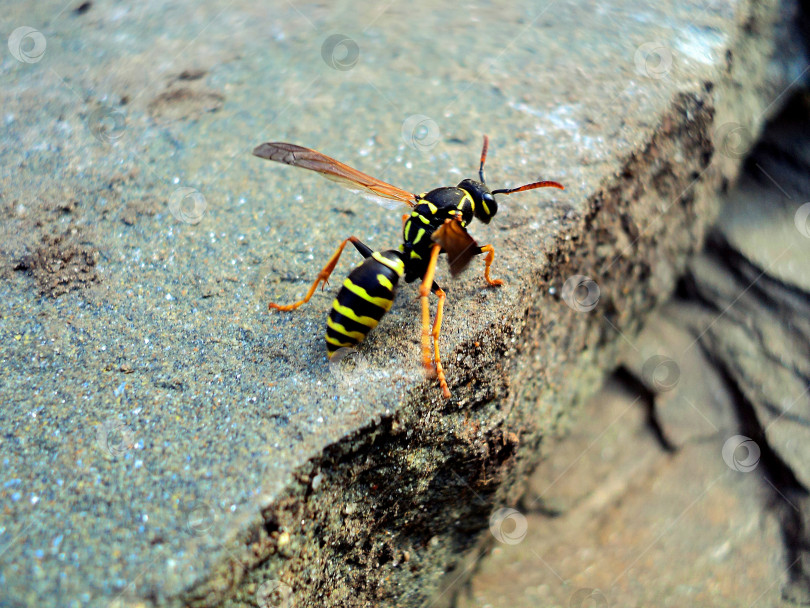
[613, 365, 678, 454]
[517, 495, 563, 518]
[697, 339, 810, 603]
[704, 230, 810, 313]
[673, 270, 722, 314]
[72, 1, 92, 16]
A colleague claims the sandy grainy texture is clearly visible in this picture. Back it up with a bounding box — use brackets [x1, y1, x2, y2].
[0, 0, 807, 606]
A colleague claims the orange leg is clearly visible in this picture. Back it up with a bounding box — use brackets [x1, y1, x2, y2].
[419, 243, 450, 398]
[479, 244, 504, 286]
[431, 287, 449, 398]
[269, 236, 360, 311]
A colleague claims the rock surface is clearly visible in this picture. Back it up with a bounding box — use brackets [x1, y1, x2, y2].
[0, 1, 806, 606]
[677, 91, 810, 603]
[457, 89, 810, 608]
[456, 374, 786, 608]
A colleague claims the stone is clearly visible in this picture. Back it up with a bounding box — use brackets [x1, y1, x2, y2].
[0, 0, 806, 606]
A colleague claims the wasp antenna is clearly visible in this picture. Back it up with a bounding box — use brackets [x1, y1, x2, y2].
[479, 135, 490, 183]
[491, 180, 565, 195]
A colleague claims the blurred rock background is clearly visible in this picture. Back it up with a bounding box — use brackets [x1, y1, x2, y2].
[456, 89, 810, 608]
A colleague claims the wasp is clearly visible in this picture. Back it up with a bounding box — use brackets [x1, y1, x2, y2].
[253, 136, 563, 398]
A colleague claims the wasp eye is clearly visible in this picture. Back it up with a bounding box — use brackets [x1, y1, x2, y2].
[475, 192, 498, 223]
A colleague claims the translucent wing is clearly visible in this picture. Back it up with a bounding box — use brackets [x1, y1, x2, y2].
[432, 218, 480, 277]
[253, 142, 416, 209]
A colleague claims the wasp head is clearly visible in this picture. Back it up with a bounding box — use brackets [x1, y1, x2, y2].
[457, 178, 498, 224]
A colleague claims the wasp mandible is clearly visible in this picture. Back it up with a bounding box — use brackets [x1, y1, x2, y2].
[253, 136, 563, 398]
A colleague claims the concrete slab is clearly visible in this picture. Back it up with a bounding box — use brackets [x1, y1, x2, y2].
[0, 0, 805, 606]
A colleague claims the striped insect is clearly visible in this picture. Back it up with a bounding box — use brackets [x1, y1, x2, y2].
[253, 136, 563, 398]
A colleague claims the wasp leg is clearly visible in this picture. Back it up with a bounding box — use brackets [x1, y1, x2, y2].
[419, 243, 451, 398]
[431, 285, 449, 399]
[479, 244, 504, 287]
[269, 236, 370, 311]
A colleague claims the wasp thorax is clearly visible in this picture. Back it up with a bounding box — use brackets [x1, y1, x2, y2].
[457, 178, 498, 224]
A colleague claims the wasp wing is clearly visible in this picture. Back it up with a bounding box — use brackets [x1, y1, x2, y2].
[253, 142, 416, 209]
[432, 218, 480, 277]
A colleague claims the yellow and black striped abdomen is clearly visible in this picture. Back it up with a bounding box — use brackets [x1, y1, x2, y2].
[326, 250, 405, 357]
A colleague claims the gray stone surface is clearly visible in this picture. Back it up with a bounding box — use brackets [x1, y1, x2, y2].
[456, 87, 810, 608]
[456, 377, 787, 608]
[671, 93, 810, 602]
[0, 0, 806, 606]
